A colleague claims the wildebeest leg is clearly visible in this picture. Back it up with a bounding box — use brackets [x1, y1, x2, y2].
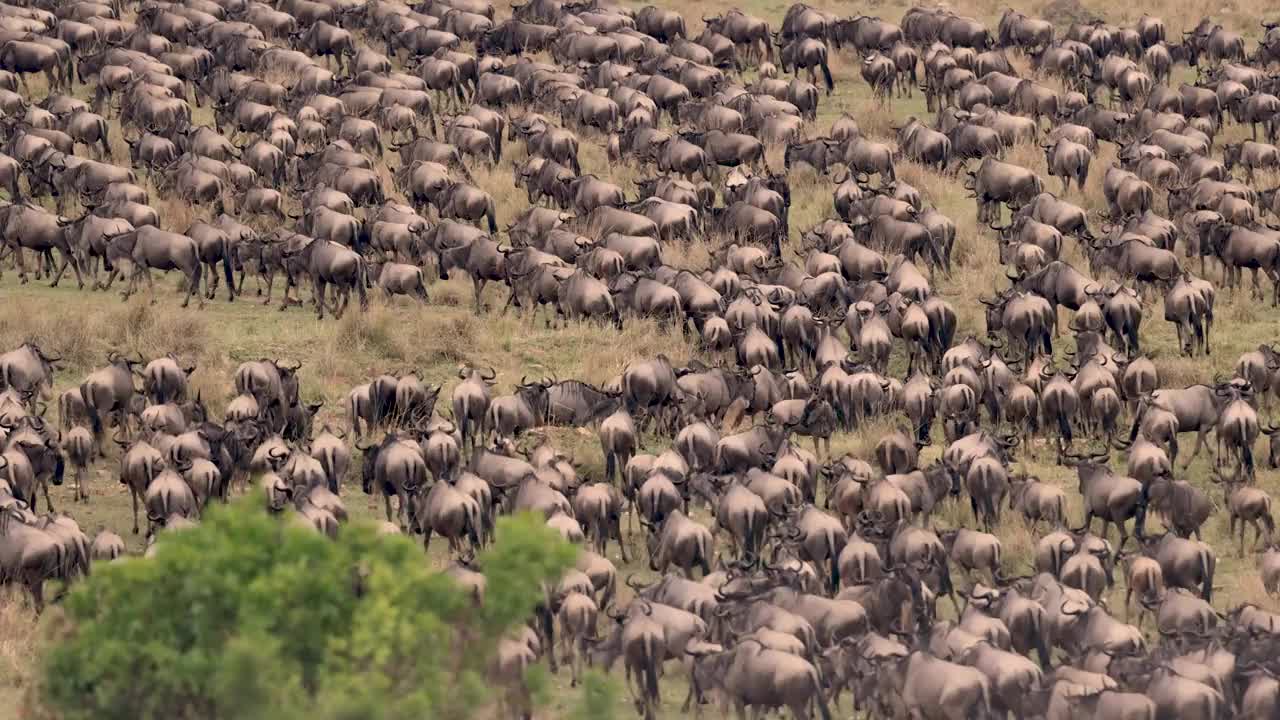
[208, 258, 224, 298]
[183, 266, 204, 308]
[41, 476, 54, 512]
[124, 267, 144, 301]
[327, 283, 345, 315]
[314, 279, 327, 319]
[397, 489, 412, 530]
[472, 277, 486, 314]
[383, 492, 393, 523]
[48, 247, 72, 287]
[130, 487, 140, 534]
[1185, 427, 1211, 466]
[12, 244, 29, 283]
[336, 286, 351, 318]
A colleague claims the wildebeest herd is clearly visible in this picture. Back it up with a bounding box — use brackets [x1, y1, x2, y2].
[4, 0, 1280, 716]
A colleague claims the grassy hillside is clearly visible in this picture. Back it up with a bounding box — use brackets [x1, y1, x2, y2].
[3, 0, 1280, 716]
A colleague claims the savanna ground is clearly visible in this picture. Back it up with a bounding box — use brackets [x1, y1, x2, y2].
[3, 0, 1280, 715]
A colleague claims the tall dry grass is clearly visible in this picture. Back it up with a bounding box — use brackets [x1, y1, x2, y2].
[0, 589, 39, 715]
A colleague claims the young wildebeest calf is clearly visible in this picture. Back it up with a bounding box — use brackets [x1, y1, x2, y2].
[63, 424, 95, 502]
[369, 260, 429, 303]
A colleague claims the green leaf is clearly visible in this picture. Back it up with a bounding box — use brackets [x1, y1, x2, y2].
[39, 493, 587, 720]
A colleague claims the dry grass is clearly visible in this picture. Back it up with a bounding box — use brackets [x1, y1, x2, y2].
[0, 589, 39, 720]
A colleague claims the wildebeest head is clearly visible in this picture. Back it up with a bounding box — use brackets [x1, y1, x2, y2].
[275, 359, 303, 406]
[516, 376, 553, 420]
[106, 349, 146, 373]
[10, 418, 64, 487]
[19, 341, 61, 379]
[459, 365, 498, 385]
[265, 473, 293, 512]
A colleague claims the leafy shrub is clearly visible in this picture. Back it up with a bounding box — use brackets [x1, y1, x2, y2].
[39, 495, 605, 720]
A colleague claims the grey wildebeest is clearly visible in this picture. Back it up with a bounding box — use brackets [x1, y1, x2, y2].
[97, 226, 230, 309]
[280, 238, 368, 319]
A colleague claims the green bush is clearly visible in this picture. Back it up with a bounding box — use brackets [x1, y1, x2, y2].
[38, 494, 610, 720]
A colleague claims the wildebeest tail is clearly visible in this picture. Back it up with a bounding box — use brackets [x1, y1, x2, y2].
[604, 445, 617, 483]
[348, 393, 362, 438]
[356, 255, 369, 310]
[467, 500, 482, 550]
[828, 542, 840, 592]
[53, 450, 65, 486]
[57, 390, 73, 431]
[1057, 411, 1073, 444]
[487, 199, 498, 234]
[1200, 544, 1215, 602]
[642, 636, 660, 705]
[190, 258, 203, 297]
[356, 216, 371, 253]
[1031, 610, 1050, 668]
[539, 603, 556, 664]
[813, 666, 833, 720]
[221, 239, 235, 300]
[821, 59, 834, 93]
[458, 401, 472, 450]
[973, 678, 993, 720]
[44, 541, 68, 582]
[320, 446, 338, 492]
[80, 382, 102, 439]
[984, 492, 999, 527]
